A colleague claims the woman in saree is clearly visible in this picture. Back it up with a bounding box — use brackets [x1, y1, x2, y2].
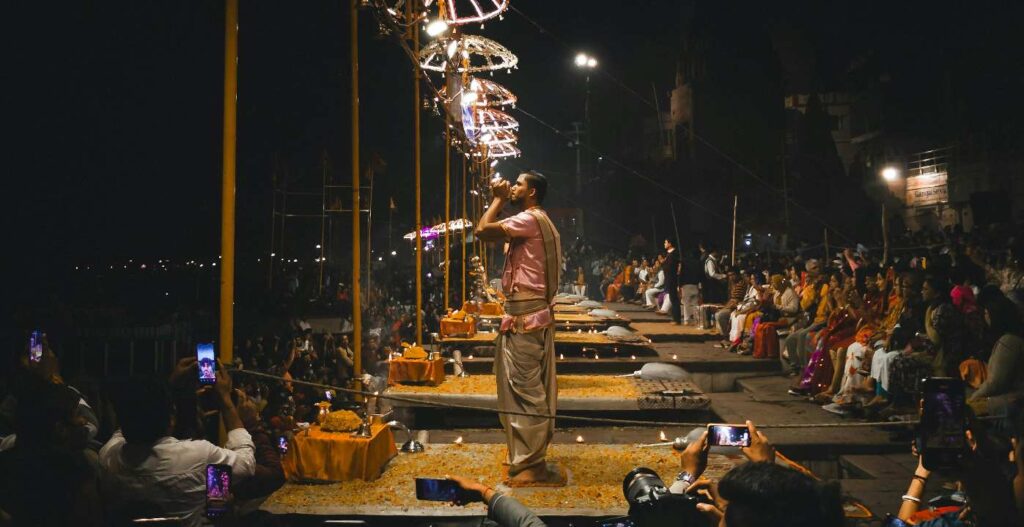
[859, 271, 909, 407]
[823, 270, 897, 409]
[740, 274, 772, 343]
[790, 274, 859, 397]
[742, 274, 800, 357]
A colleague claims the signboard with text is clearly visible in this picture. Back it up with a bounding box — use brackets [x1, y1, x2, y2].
[905, 172, 949, 207]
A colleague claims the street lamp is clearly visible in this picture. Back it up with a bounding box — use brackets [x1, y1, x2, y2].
[572, 52, 599, 238]
[572, 52, 598, 198]
[575, 52, 597, 69]
[881, 166, 900, 182]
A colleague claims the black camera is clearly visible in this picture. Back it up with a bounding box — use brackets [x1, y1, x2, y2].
[619, 467, 710, 527]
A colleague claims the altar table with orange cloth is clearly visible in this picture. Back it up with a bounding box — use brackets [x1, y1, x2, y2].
[282, 424, 397, 482]
[387, 357, 446, 386]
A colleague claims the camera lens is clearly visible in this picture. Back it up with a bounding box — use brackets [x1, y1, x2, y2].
[623, 467, 666, 505]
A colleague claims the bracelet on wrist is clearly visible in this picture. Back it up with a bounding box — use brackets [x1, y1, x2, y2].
[912, 475, 928, 483]
[676, 471, 696, 485]
[901, 494, 921, 504]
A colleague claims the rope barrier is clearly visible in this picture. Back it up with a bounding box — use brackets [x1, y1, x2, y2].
[231, 368, 924, 430]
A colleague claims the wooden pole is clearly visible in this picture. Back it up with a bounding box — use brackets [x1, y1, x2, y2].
[350, 0, 363, 387]
[669, 202, 681, 248]
[881, 203, 889, 267]
[824, 228, 830, 266]
[411, 0, 423, 345]
[219, 0, 238, 365]
[651, 215, 657, 253]
[731, 195, 738, 264]
[443, 113, 451, 312]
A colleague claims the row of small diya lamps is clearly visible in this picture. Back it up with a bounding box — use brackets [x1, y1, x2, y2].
[450, 430, 673, 446]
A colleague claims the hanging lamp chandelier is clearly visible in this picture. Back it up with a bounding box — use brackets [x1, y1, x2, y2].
[419, 34, 517, 73]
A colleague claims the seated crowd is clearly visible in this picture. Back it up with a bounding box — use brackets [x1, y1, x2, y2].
[566, 233, 1024, 426]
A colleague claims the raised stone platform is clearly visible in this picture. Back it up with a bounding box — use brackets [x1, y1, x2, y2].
[629, 321, 718, 342]
[385, 374, 711, 429]
[451, 341, 779, 390]
[477, 312, 632, 328]
[387, 375, 709, 411]
[261, 443, 741, 519]
[436, 331, 658, 357]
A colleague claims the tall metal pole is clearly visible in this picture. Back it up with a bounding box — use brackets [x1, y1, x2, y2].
[366, 164, 374, 304]
[411, 0, 423, 345]
[573, 121, 582, 195]
[461, 157, 467, 305]
[781, 140, 791, 236]
[881, 203, 889, 267]
[731, 195, 738, 264]
[669, 202, 681, 247]
[268, 169, 276, 289]
[823, 228, 829, 266]
[318, 154, 327, 297]
[480, 158, 487, 276]
[350, 0, 363, 387]
[219, 0, 238, 365]
[443, 113, 451, 312]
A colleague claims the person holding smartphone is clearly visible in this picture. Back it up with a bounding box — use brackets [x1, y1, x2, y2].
[1, 334, 100, 453]
[673, 421, 844, 527]
[443, 475, 546, 527]
[99, 364, 255, 526]
[894, 395, 1022, 527]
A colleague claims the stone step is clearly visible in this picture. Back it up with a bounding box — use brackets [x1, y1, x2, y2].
[412, 426, 709, 446]
[709, 391, 909, 458]
[735, 374, 802, 402]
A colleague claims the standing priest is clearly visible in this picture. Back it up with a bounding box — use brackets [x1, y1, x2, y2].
[474, 170, 565, 486]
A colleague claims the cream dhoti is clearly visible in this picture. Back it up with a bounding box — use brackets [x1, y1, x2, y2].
[495, 297, 557, 476]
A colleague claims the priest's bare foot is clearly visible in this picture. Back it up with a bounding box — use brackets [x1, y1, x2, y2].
[507, 463, 567, 487]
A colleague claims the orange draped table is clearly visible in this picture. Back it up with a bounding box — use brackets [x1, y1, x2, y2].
[387, 357, 446, 386]
[282, 424, 397, 482]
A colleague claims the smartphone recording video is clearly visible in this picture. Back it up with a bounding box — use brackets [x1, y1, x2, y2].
[415, 478, 468, 502]
[277, 436, 289, 455]
[324, 390, 333, 401]
[197, 343, 216, 385]
[919, 377, 966, 471]
[29, 331, 43, 363]
[707, 424, 752, 448]
[205, 464, 231, 519]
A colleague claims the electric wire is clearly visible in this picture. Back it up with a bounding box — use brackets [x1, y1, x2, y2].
[513, 105, 753, 232]
[507, 5, 858, 244]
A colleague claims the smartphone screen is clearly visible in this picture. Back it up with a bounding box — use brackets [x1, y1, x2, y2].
[415, 478, 465, 502]
[278, 436, 289, 455]
[197, 343, 216, 385]
[920, 378, 966, 470]
[29, 331, 43, 363]
[707, 424, 752, 447]
[325, 390, 333, 401]
[205, 464, 231, 519]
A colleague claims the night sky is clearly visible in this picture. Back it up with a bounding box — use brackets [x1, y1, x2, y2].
[9, 0, 1023, 306]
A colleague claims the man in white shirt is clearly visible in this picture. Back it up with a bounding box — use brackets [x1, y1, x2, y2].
[644, 255, 666, 308]
[702, 248, 727, 303]
[99, 364, 255, 526]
